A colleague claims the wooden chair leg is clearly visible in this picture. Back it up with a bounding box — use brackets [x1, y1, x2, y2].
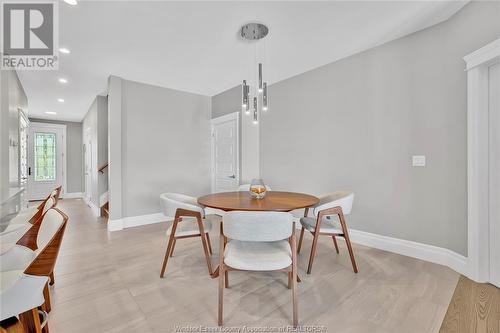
[160, 236, 174, 278]
[43, 283, 51, 313]
[200, 233, 213, 276]
[297, 227, 305, 254]
[49, 272, 55, 286]
[332, 235, 340, 254]
[19, 308, 42, 333]
[291, 224, 298, 327]
[222, 233, 228, 287]
[196, 217, 213, 276]
[287, 272, 292, 289]
[338, 213, 358, 273]
[169, 238, 177, 257]
[160, 219, 179, 278]
[307, 231, 320, 274]
[206, 233, 213, 255]
[40, 303, 50, 333]
[218, 224, 225, 326]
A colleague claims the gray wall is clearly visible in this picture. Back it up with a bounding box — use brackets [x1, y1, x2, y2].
[30, 118, 83, 194]
[261, 1, 500, 256]
[212, 86, 240, 119]
[119, 78, 211, 217]
[81, 95, 108, 208]
[211, 1, 500, 256]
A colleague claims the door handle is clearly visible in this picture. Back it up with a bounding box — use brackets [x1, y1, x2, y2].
[228, 175, 236, 179]
[28, 167, 31, 176]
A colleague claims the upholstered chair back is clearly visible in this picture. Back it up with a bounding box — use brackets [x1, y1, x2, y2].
[223, 211, 293, 242]
[238, 184, 272, 192]
[160, 193, 205, 218]
[42, 196, 56, 215]
[312, 192, 354, 217]
[37, 208, 65, 252]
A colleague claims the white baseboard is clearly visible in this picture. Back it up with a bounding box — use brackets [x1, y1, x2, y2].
[108, 212, 168, 232]
[106, 212, 468, 276]
[63, 192, 83, 199]
[348, 229, 468, 276]
[107, 218, 123, 231]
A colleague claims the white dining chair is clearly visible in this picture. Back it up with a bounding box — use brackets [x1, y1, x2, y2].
[159, 193, 213, 278]
[218, 211, 297, 327]
[297, 191, 358, 274]
[238, 184, 272, 191]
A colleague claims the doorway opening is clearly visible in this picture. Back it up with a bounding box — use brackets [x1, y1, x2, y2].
[28, 122, 66, 201]
[211, 112, 240, 193]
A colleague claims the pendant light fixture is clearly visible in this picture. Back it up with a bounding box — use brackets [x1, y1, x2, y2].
[240, 23, 269, 124]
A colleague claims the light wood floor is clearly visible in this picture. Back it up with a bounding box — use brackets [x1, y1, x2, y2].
[439, 276, 500, 333]
[46, 199, 459, 332]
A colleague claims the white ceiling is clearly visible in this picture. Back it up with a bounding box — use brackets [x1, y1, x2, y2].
[18, 0, 468, 122]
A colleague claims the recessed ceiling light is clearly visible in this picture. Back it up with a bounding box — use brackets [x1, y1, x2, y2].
[57, 98, 65, 103]
[45, 111, 57, 115]
[58, 78, 68, 84]
[63, 0, 78, 5]
[59, 48, 70, 54]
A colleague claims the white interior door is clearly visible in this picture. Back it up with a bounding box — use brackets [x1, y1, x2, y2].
[211, 112, 240, 192]
[28, 123, 65, 201]
[84, 128, 93, 204]
[488, 61, 500, 287]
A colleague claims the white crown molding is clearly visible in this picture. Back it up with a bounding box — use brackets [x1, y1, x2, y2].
[464, 38, 500, 284]
[108, 213, 168, 232]
[463, 38, 500, 71]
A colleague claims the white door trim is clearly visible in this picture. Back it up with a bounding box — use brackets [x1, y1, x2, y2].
[29, 122, 67, 199]
[464, 38, 500, 283]
[210, 112, 240, 193]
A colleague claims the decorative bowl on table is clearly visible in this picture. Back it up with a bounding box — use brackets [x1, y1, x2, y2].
[249, 179, 267, 199]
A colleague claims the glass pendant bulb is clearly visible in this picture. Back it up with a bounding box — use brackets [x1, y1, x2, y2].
[253, 97, 258, 124]
[242, 80, 249, 112]
[258, 63, 263, 92]
[262, 82, 268, 111]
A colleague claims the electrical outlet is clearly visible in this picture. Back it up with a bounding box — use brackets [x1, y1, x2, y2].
[412, 155, 426, 167]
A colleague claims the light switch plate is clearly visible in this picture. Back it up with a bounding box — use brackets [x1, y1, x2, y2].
[412, 155, 426, 167]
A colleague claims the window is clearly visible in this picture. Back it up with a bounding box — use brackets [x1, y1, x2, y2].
[34, 132, 56, 181]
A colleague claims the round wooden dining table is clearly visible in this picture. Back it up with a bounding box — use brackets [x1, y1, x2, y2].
[198, 191, 319, 212]
[198, 191, 319, 280]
